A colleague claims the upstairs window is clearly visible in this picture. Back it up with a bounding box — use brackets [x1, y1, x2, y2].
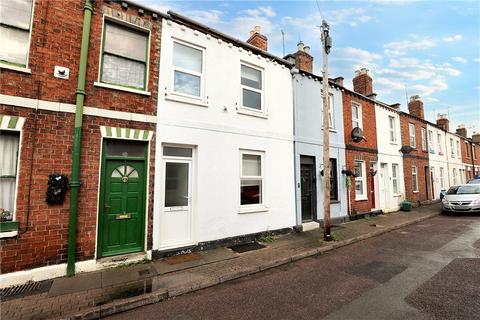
[173, 42, 203, 98]
[450, 138, 455, 158]
[409, 123, 416, 148]
[241, 64, 263, 111]
[0, 0, 34, 67]
[421, 128, 427, 151]
[351, 103, 362, 129]
[328, 94, 335, 129]
[437, 133, 443, 154]
[456, 141, 460, 158]
[100, 20, 149, 90]
[428, 130, 434, 153]
[0, 131, 20, 217]
[466, 142, 470, 158]
[388, 116, 397, 143]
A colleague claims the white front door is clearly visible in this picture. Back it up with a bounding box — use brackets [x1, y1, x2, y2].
[159, 147, 194, 249]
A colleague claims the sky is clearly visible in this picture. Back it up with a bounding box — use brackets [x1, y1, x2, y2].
[139, 0, 480, 136]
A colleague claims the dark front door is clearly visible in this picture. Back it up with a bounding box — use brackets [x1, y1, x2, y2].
[300, 156, 316, 222]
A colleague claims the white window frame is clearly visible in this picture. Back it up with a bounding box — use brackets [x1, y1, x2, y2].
[95, 16, 151, 94]
[0, 126, 23, 238]
[351, 102, 362, 129]
[239, 62, 265, 116]
[354, 160, 367, 200]
[170, 39, 205, 100]
[450, 138, 455, 158]
[0, 0, 35, 73]
[388, 116, 397, 143]
[239, 150, 266, 212]
[412, 166, 418, 192]
[409, 123, 416, 148]
[428, 130, 434, 153]
[392, 163, 399, 194]
[440, 167, 445, 189]
[421, 127, 427, 151]
[328, 93, 335, 129]
[437, 133, 443, 154]
[456, 140, 460, 158]
[453, 168, 457, 185]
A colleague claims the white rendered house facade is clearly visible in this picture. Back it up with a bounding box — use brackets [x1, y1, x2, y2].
[152, 16, 296, 253]
[374, 104, 405, 212]
[445, 131, 466, 186]
[427, 123, 450, 198]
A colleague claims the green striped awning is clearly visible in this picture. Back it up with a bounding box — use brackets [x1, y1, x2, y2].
[100, 126, 153, 141]
[0, 114, 25, 130]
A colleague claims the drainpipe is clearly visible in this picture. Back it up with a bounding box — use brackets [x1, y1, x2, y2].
[67, 0, 93, 277]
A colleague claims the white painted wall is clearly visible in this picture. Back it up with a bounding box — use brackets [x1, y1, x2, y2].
[374, 105, 405, 212]
[153, 19, 295, 250]
[292, 73, 347, 223]
[445, 131, 465, 186]
[427, 124, 450, 198]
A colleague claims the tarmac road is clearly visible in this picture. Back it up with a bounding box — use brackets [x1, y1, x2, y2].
[108, 214, 480, 320]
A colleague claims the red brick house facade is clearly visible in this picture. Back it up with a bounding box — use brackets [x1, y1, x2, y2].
[342, 69, 378, 216]
[0, 0, 161, 278]
[399, 112, 430, 205]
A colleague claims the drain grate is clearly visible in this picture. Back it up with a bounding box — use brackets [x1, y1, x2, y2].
[229, 242, 266, 253]
[0, 280, 52, 301]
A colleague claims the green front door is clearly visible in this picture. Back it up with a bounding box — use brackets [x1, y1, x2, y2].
[99, 159, 146, 257]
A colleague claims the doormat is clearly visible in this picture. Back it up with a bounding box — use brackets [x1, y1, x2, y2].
[229, 242, 266, 253]
[165, 252, 202, 265]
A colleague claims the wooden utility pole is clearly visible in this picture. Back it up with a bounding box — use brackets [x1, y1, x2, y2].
[321, 20, 332, 241]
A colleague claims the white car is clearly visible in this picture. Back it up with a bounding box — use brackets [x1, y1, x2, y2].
[442, 184, 480, 214]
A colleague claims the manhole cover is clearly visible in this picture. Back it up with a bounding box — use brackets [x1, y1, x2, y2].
[229, 242, 266, 253]
[347, 261, 407, 283]
[165, 253, 202, 265]
[0, 280, 52, 301]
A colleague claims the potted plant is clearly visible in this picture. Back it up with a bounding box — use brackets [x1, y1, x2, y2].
[0, 209, 12, 222]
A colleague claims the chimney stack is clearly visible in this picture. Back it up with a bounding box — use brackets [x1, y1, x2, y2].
[390, 103, 401, 110]
[408, 95, 425, 119]
[352, 68, 373, 96]
[285, 41, 314, 73]
[246, 26, 268, 51]
[456, 125, 467, 138]
[436, 114, 450, 132]
[472, 132, 480, 144]
[333, 77, 344, 86]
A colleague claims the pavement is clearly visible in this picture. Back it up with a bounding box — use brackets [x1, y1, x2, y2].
[0, 203, 443, 320]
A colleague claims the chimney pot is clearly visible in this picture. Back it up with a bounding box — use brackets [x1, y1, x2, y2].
[297, 41, 305, 51]
[304, 46, 310, 54]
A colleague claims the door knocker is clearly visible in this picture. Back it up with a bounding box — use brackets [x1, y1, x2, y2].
[122, 176, 129, 183]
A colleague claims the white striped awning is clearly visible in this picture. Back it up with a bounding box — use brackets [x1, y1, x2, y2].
[0, 114, 25, 130]
[100, 126, 153, 141]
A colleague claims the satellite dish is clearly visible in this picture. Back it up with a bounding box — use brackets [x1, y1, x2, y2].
[400, 145, 413, 154]
[351, 127, 365, 143]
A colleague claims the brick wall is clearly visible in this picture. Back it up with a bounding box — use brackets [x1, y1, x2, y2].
[342, 91, 378, 214]
[400, 113, 430, 204]
[0, 0, 160, 273]
[0, 0, 161, 115]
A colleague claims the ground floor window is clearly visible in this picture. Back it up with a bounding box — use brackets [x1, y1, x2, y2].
[0, 131, 20, 219]
[354, 160, 366, 200]
[330, 158, 338, 201]
[240, 151, 264, 205]
[412, 166, 418, 192]
[392, 164, 399, 194]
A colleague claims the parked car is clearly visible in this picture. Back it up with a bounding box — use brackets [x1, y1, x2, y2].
[439, 188, 447, 200]
[442, 184, 480, 214]
[467, 178, 480, 184]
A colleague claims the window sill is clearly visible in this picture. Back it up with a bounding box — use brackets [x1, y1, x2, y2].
[94, 82, 151, 96]
[0, 221, 19, 233]
[165, 92, 208, 107]
[237, 108, 268, 119]
[238, 204, 269, 214]
[413, 191, 419, 193]
[389, 142, 398, 145]
[331, 200, 340, 204]
[0, 63, 31, 74]
[355, 197, 368, 201]
[321, 128, 338, 133]
[393, 194, 402, 197]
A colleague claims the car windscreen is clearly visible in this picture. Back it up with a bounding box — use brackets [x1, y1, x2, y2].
[447, 186, 459, 194]
[467, 179, 480, 184]
[456, 185, 480, 194]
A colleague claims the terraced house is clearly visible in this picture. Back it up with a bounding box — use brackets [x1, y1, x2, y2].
[287, 42, 348, 229]
[152, 13, 296, 255]
[1, 0, 161, 285]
